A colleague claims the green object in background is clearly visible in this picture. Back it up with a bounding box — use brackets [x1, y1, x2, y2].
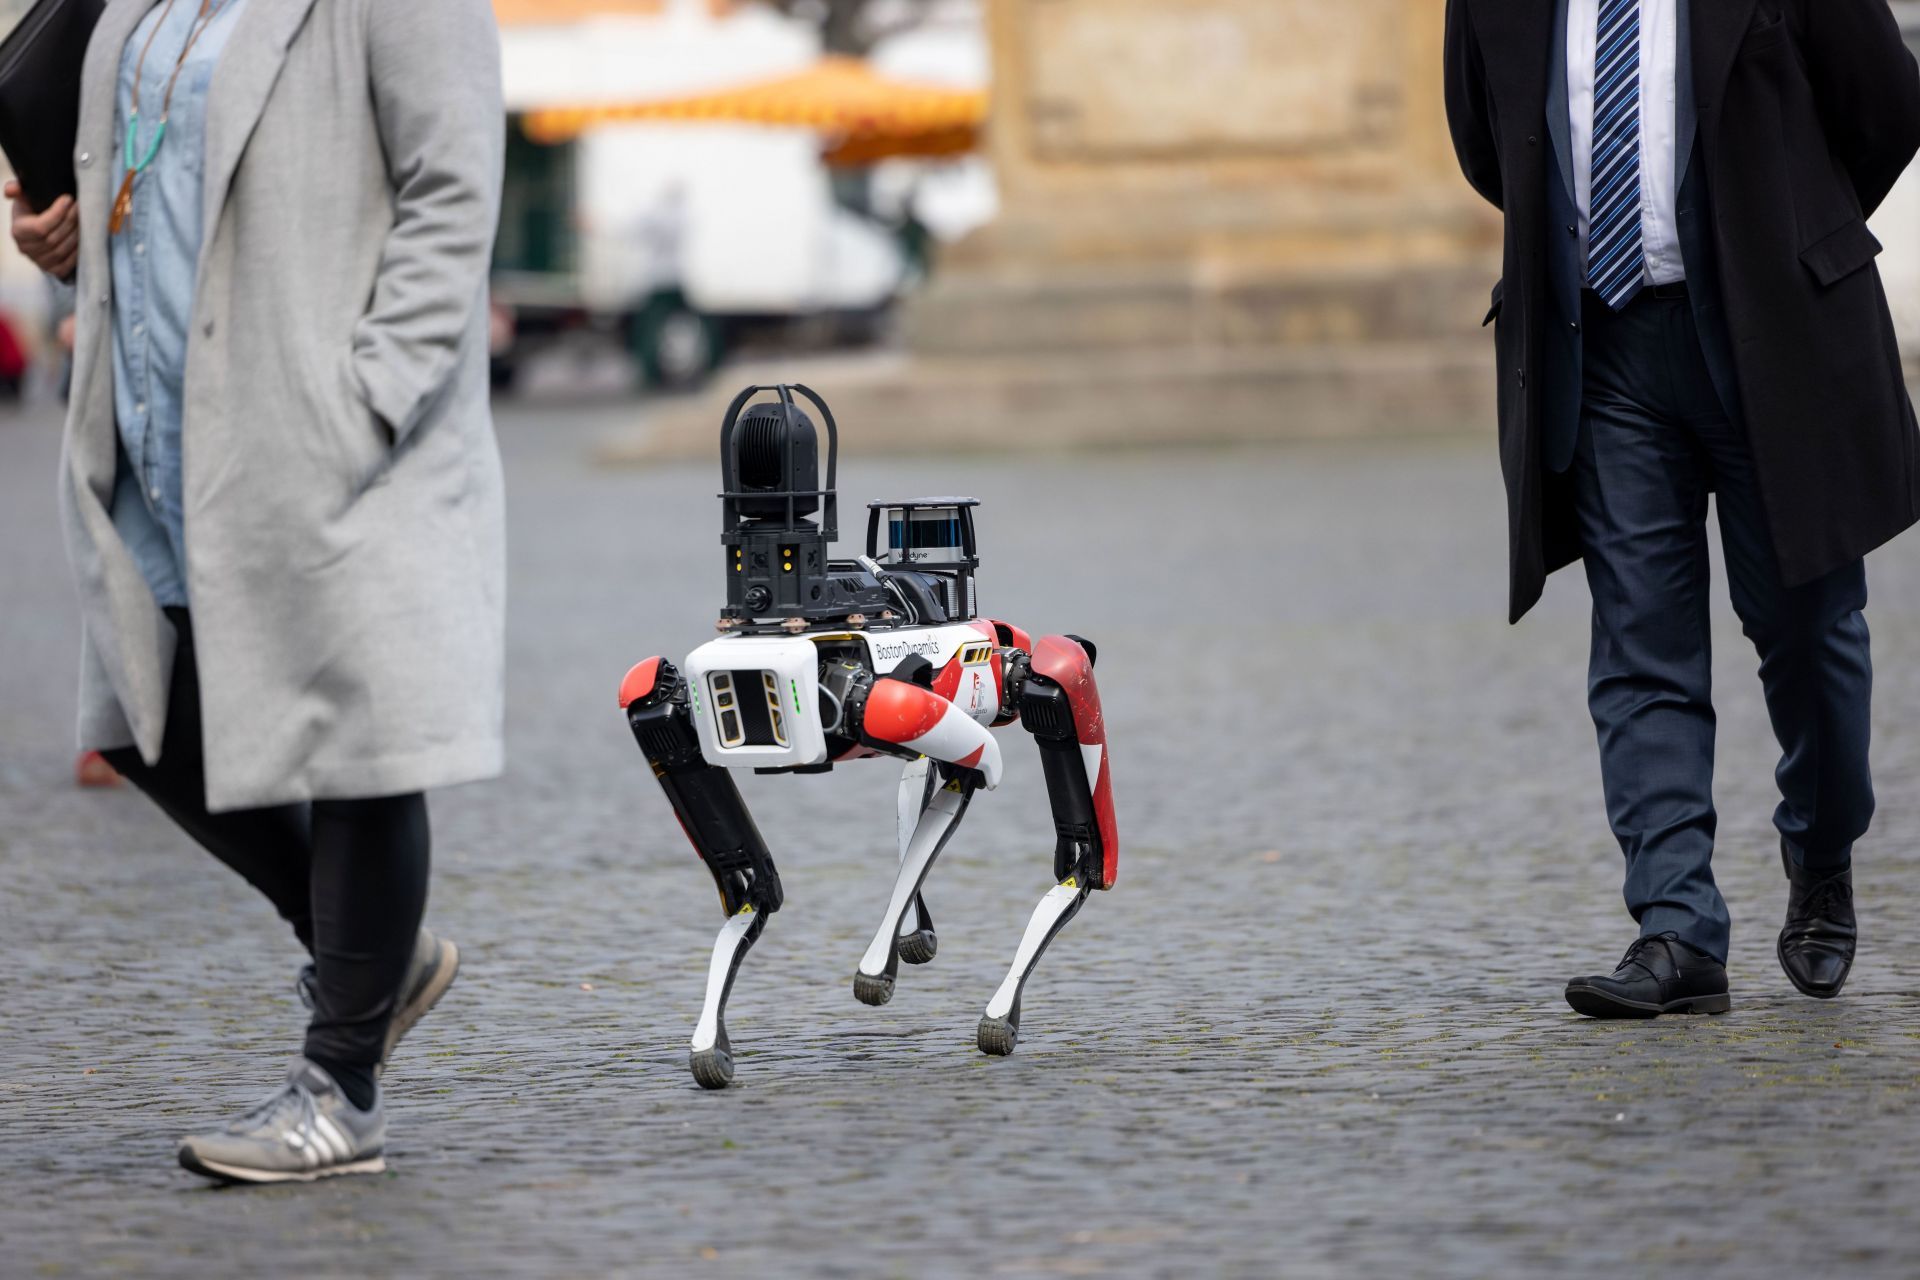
[496, 121, 573, 275]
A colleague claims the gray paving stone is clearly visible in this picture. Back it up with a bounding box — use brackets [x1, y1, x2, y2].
[2, 400, 1918, 1277]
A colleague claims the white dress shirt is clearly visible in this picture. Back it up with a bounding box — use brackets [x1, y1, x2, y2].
[1568, 0, 1685, 287]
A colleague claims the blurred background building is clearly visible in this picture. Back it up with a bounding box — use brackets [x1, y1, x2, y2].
[1, 0, 1917, 436]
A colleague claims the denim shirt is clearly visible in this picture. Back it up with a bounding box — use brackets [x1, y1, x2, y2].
[110, 0, 249, 608]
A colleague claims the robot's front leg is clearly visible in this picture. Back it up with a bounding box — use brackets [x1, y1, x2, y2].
[894, 758, 938, 966]
[691, 903, 765, 1090]
[623, 658, 783, 1090]
[854, 764, 975, 1005]
[849, 676, 1001, 1006]
[978, 635, 1120, 1057]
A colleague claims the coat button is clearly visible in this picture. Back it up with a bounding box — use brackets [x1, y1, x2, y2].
[1527, 135, 1539, 145]
[78, 151, 91, 167]
[1517, 367, 1527, 387]
[1566, 224, 1576, 235]
[203, 320, 216, 337]
[1570, 322, 1580, 332]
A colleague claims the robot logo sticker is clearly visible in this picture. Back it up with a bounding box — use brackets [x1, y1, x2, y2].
[874, 637, 943, 664]
[966, 668, 990, 717]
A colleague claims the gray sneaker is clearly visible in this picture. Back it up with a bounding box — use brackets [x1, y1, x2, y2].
[383, 929, 460, 1070]
[177, 1058, 386, 1184]
[296, 928, 460, 1074]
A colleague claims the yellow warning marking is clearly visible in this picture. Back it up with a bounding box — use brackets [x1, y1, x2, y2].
[1060, 877, 1077, 889]
[736, 903, 756, 916]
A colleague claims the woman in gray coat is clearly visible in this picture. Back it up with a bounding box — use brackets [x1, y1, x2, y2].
[8, 0, 504, 1183]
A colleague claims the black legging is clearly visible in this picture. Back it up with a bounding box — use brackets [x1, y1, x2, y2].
[101, 609, 430, 1080]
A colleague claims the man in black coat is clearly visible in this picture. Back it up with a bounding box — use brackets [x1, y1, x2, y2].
[1445, 0, 1920, 1016]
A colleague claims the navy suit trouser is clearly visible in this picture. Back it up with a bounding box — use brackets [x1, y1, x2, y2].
[1568, 287, 1873, 963]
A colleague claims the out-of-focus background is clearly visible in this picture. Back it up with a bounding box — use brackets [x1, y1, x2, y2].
[8, 5, 1920, 1277]
[4, 0, 1915, 440]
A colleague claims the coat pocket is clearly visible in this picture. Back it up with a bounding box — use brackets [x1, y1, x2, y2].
[1800, 219, 1883, 288]
[1483, 279, 1505, 327]
[333, 355, 396, 498]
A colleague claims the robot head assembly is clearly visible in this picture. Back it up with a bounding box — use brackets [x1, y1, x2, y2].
[718, 384, 980, 632]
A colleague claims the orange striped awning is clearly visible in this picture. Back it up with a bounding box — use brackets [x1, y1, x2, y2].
[494, 0, 746, 25]
[521, 56, 988, 161]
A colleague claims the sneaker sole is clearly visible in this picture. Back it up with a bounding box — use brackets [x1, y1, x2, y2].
[1564, 985, 1732, 1019]
[178, 1148, 387, 1185]
[382, 939, 460, 1070]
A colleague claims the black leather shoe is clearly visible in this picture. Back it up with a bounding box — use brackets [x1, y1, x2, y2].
[1564, 933, 1731, 1018]
[1778, 841, 1856, 999]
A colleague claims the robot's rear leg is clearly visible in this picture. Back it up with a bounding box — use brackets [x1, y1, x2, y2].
[854, 764, 975, 1006]
[978, 634, 1119, 1057]
[977, 879, 1092, 1056]
[894, 758, 938, 966]
[624, 659, 783, 1090]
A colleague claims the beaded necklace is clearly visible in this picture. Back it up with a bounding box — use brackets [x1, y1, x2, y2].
[109, 0, 231, 235]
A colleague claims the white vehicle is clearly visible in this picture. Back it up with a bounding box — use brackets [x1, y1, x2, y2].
[492, 122, 919, 390]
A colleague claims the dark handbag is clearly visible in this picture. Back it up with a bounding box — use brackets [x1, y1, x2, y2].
[0, 0, 108, 212]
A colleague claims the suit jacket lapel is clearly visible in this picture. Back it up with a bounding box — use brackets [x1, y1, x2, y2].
[1547, 0, 1575, 206]
[1688, 0, 1759, 129]
[1676, 0, 1699, 188]
[1472, 0, 1557, 149]
[200, 0, 321, 240]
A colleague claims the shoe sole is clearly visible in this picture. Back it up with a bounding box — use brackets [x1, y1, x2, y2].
[178, 1148, 386, 1185]
[1776, 936, 1848, 1000]
[1564, 984, 1732, 1019]
[381, 939, 459, 1071]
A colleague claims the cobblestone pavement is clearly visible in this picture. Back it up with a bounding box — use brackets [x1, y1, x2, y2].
[4, 397, 1920, 1278]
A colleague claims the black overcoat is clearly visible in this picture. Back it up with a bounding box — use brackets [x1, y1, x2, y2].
[1445, 0, 1920, 622]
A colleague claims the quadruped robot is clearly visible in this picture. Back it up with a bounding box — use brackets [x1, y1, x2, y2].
[618, 385, 1119, 1089]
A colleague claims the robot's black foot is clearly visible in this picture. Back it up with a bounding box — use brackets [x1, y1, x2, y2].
[852, 971, 896, 1006]
[896, 891, 936, 965]
[896, 928, 938, 966]
[690, 1047, 736, 1090]
[977, 1015, 1019, 1057]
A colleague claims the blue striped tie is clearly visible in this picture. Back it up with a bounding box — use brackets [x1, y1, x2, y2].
[1588, 0, 1646, 310]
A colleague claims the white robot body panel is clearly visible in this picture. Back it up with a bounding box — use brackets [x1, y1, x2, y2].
[683, 635, 830, 769]
[682, 622, 994, 770]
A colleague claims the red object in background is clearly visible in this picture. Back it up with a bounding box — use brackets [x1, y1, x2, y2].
[74, 751, 122, 789]
[0, 311, 28, 384]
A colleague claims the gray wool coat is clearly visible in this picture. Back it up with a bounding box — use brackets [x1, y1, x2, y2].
[60, 0, 507, 811]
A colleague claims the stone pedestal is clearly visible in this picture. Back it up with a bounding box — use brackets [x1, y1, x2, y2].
[603, 0, 1508, 464]
[900, 0, 1502, 441]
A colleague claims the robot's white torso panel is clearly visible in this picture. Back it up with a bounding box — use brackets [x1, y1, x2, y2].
[683, 622, 997, 770]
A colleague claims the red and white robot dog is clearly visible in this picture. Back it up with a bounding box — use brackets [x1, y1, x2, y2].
[619, 385, 1119, 1089]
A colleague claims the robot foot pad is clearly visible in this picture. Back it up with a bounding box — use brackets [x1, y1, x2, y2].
[852, 971, 897, 1006]
[976, 1016, 1019, 1057]
[690, 1047, 736, 1090]
[896, 928, 938, 966]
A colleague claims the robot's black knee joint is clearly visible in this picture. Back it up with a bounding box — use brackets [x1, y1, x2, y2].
[1019, 678, 1077, 742]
